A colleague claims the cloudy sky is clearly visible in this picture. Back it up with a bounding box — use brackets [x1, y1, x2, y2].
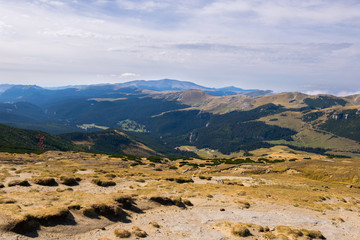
[0, 0, 359, 94]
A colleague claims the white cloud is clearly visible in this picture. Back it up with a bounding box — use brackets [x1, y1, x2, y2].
[108, 73, 140, 78]
[336, 91, 360, 97]
[116, 0, 171, 12]
[119, 73, 139, 78]
[197, 0, 360, 25]
[305, 90, 329, 95]
[0, 0, 359, 92]
[42, 27, 111, 39]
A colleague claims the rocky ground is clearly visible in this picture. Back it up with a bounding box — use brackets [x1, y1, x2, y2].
[0, 151, 359, 240]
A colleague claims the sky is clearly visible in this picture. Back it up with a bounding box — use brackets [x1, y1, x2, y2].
[0, 0, 360, 95]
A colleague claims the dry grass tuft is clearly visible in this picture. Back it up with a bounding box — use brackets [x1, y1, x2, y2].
[5, 215, 40, 234]
[8, 180, 30, 187]
[149, 196, 188, 208]
[34, 177, 58, 186]
[275, 225, 326, 239]
[234, 199, 251, 209]
[83, 203, 125, 219]
[113, 195, 134, 210]
[114, 228, 131, 238]
[226, 222, 324, 240]
[60, 176, 80, 186]
[183, 199, 193, 206]
[5, 207, 70, 234]
[34, 208, 70, 226]
[302, 229, 326, 239]
[149, 221, 160, 228]
[149, 196, 174, 206]
[0, 197, 17, 204]
[231, 223, 251, 237]
[171, 197, 185, 208]
[132, 226, 147, 238]
[92, 179, 116, 187]
[275, 225, 303, 238]
[175, 177, 194, 184]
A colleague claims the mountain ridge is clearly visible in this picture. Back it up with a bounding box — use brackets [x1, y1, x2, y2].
[0, 79, 272, 105]
[1, 79, 360, 157]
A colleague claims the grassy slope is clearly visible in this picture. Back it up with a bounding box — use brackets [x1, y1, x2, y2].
[0, 124, 76, 153]
[259, 111, 360, 156]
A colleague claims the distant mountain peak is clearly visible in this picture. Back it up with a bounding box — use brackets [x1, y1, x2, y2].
[117, 79, 271, 96]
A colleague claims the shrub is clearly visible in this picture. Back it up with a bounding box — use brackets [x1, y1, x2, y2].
[114, 228, 131, 238]
[175, 177, 194, 184]
[244, 151, 253, 156]
[231, 224, 251, 237]
[0, 183, 4, 188]
[147, 156, 162, 163]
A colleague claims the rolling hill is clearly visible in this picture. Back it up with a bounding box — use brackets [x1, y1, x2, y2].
[0, 124, 75, 153]
[60, 129, 157, 156]
[1, 79, 360, 157]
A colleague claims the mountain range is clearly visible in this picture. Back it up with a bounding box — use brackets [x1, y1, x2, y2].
[1, 79, 360, 158]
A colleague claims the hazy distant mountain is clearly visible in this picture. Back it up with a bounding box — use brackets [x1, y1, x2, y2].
[0, 79, 271, 105]
[118, 79, 207, 91]
[0, 84, 141, 106]
[117, 79, 269, 96]
[0, 84, 16, 93]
